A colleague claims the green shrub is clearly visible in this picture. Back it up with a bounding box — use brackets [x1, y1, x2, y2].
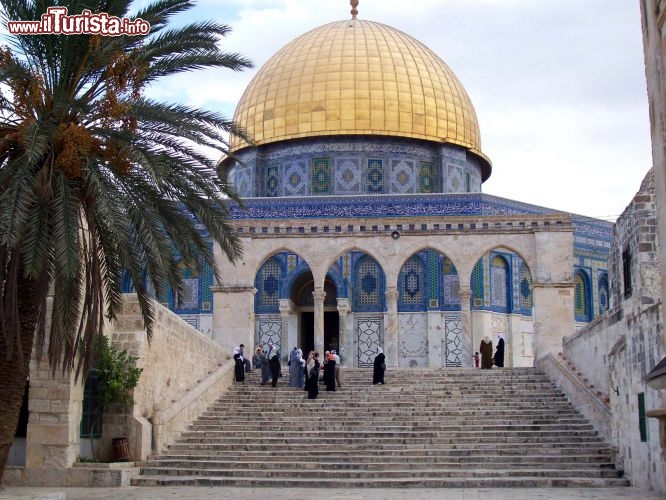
[96, 336, 142, 406]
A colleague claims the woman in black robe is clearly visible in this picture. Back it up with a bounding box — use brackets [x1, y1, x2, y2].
[372, 347, 385, 385]
[494, 337, 505, 368]
[268, 351, 281, 388]
[324, 352, 336, 391]
[233, 348, 245, 382]
[305, 352, 319, 399]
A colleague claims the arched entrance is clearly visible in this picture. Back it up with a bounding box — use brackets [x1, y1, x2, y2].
[290, 272, 338, 355]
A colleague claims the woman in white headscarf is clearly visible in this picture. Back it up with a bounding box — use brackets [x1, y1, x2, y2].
[233, 347, 245, 382]
[372, 346, 386, 385]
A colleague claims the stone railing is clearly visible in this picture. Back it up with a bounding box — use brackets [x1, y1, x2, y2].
[536, 353, 612, 440]
[103, 294, 232, 461]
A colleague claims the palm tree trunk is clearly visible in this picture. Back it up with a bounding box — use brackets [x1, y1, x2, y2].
[0, 275, 40, 483]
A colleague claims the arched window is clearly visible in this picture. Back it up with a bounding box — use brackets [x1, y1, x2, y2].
[519, 264, 533, 312]
[398, 256, 426, 311]
[471, 260, 484, 308]
[353, 256, 385, 312]
[574, 270, 591, 322]
[255, 257, 282, 313]
[490, 255, 510, 312]
[441, 256, 460, 310]
[598, 273, 610, 314]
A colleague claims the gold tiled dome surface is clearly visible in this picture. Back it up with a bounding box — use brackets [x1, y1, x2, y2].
[230, 19, 489, 165]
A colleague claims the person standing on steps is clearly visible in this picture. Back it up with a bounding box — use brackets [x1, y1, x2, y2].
[298, 348, 306, 388]
[332, 349, 342, 388]
[239, 343, 251, 373]
[480, 336, 493, 369]
[494, 335, 505, 368]
[233, 347, 245, 382]
[289, 346, 302, 387]
[268, 348, 281, 388]
[305, 351, 319, 399]
[324, 351, 336, 391]
[373, 346, 386, 385]
[253, 347, 268, 385]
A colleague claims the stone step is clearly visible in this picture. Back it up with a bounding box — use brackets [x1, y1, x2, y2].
[191, 415, 591, 424]
[136, 367, 624, 489]
[156, 450, 613, 464]
[145, 457, 618, 469]
[137, 465, 622, 479]
[131, 475, 630, 488]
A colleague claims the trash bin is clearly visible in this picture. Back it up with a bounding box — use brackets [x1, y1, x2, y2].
[112, 437, 130, 462]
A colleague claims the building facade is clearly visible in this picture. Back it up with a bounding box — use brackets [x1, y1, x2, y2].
[213, 13, 612, 367]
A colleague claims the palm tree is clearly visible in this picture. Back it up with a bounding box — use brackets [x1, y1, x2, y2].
[0, 0, 252, 479]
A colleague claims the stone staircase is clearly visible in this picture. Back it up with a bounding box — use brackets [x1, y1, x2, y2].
[132, 368, 628, 488]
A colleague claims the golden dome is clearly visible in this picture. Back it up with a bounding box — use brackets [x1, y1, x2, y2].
[230, 18, 491, 177]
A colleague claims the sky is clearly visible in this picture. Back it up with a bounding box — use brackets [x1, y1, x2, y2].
[149, 0, 653, 221]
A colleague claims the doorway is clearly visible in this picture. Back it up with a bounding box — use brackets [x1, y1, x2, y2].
[300, 312, 314, 354]
[324, 311, 340, 353]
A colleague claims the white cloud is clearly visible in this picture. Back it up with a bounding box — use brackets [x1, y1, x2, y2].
[151, 0, 652, 220]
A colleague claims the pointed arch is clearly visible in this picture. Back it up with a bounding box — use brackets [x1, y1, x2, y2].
[353, 253, 386, 312]
[598, 272, 610, 314]
[574, 269, 592, 322]
[398, 254, 427, 311]
[396, 248, 461, 312]
[254, 251, 311, 314]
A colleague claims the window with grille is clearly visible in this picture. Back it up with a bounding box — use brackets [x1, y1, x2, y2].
[598, 274, 610, 313]
[574, 271, 591, 322]
[638, 392, 648, 442]
[622, 248, 632, 298]
[471, 260, 484, 308]
[490, 255, 508, 310]
[399, 256, 425, 310]
[520, 265, 533, 310]
[354, 256, 384, 311]
[80, 371, 102, 438]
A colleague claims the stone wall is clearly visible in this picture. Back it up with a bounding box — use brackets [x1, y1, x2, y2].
[100, 294, 231, 462]
[558, 169, 666, 494]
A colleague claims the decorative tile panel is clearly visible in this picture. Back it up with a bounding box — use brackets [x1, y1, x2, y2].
[264, 164, 279, 197]
[230, 164, 253, 197]
[311, 158, 331, 195]
[390, 159, 416, 193]
[335, 158, 362, 194]
[366, 159, 384, 193]
[398, 256, 425, 310]
[444, 314, 463, 367]
[284, 160, 308, 196]
[357, 316, 383, 368]
[418, 161, 434, 193]
[257, 315, 282, 353]
[398, 313, 428, 367]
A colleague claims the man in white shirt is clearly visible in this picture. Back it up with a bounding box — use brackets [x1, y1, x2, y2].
[332, 349, 342, 388]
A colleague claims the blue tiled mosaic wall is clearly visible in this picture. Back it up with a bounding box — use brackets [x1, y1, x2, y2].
[226, 137, 484, 197]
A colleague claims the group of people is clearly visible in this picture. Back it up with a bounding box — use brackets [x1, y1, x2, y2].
[478, 335, 505, 369]
[235, 343, 389, 393]
[234, 342, 282, 386]
[299, 349, 342, 399]
[241, 344, 343, 398]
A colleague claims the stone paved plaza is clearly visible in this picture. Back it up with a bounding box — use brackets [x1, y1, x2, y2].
[1, 486, 665, 500]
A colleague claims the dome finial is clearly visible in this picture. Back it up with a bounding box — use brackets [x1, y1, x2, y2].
[350, 0, 359, 19]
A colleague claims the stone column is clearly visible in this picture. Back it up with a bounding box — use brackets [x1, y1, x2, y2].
[26, 359, 84, 468]
[337, 298, 352, 367]
[385, 287, 399, 367]
[211, 285, 256, 351]
[313, 288, 326, 355]
[279, 299, 296, 354]
[459, 287, 473, 367]
[532, 281, 574, 360]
